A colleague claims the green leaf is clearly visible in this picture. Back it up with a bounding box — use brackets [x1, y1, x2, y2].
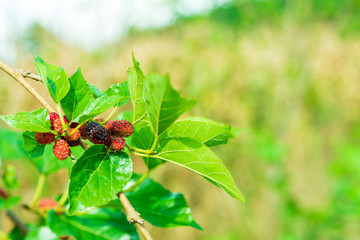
[22, 132, 73, 175]
[143, 74, 196, 136]
[107, 82, 131, 107]
[78, 91, 126, 124]
[68, 145, 133, 215]
[88, 84, 103, 98]
[115, 111, 133, 122]
[24, 226, 57, 240]
[60, 68, 95, 122]
[161, 117, 232, 147]
[0, 128, 26, 159]
[0, 196, 22, 210]
[34, 55, 70, 103]
[0, 108, 51, 132]
[128, 53, 147, 123]
[125, 173, 202, 229]
[154, 138, 244, 201]
[47, 209, 139, 240]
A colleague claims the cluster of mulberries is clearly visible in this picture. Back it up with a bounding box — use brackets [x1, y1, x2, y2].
[35, 112, 133, 160]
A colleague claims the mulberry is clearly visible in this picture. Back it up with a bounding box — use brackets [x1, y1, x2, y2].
[109, 137, 125, 152]
[86, 122, 111, 145]
[53, 139, 69, 160]
[35, 132, 55, 144]
[107, 120, 134, 137]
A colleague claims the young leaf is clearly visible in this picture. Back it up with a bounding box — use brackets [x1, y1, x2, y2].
[47, 209, 139, 240]
[24, 226, 58, 240]
[161, 117, 232, 147]
[68, 145, 133, 215]
[0, 108, 51, 132]
[0, 196, 22, 210]
[106, 82, 131, 107]
[34, 55, 70, 103]
[143, 74, 196, 136]
[60, 68, 94, 122]
[22, 132, 73, 175]
[88, 84, 103, 98]
[124, 174, 202, 229]
[154, 138, 244, 201]
[77, 91, 126, 124]
[128, 53, 147, 123]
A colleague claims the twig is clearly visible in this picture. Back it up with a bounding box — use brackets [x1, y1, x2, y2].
[0, 60, 154, 240]
[0, 60, 55, 112]
[117, 192, 153, 240]
[6, 210, 28, 236]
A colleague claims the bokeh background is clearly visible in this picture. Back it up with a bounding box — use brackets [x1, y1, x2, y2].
[1, 0, 360, 239]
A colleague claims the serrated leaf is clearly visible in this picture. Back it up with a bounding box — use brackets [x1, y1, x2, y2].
[77, 91, 126, 124]
[128, 53, 147, 123]
[34, 55, 69, 103]
[154, 138, 244, 201]
[68, 145, 133, 215]
[89, 84, 103, 98]
[24, 226, 57, 240]
[128, 119, 162, 170]
[161, 117, 232, 147]
[0, 108, 51, 132]
[0, 196, 22, 210]
[107, 82, 131, 107]
[22, 132, 73, 175]
[60, 68, 95, 122]
[124, 173, 202, 229]
[48, 209, 138, 240]
[143, 74, 196, 136]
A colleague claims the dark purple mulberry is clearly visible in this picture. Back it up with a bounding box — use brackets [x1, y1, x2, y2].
[86, 122, 111, 145]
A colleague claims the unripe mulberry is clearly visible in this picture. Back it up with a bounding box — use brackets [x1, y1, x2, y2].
[66, 128, 81, 141]
[53, 139, 69, 160]
[109, 137, 125, 152]
[108, 120, 134, 137]
[35, 132, 55, 144]
[50, 113, 69, 134]
[38, 198, 57, 209]
[86, 122, 111, 145]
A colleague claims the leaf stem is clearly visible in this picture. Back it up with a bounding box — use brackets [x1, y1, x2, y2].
[125, 144, 152, 154]
[31, 173, 46, 207]
[68, 122, 84, 136]
[57, 186, 69, 207]
[56, 104, 69, 131]
[104, 107, 118, 122]
[146, 135, 158, 154]
[124, 171, 149, 192]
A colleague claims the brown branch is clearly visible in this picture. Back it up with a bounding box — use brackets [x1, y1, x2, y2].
[0, 60, 55, 112]
[6, 210, 28, 236]
[0, 59, 154, 240]
[117, 192, 153, 240]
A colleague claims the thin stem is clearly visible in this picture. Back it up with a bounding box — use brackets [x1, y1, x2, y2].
[118, 192, 153, 240]
[6, 210, 28, 236]
[31, 174, 46, 207]
[105, 107, 118, 122]
[146, 135, 158, 154]
[124, 171, 149, 192]
[125, 144, 151, 154]
[0, 60, 55, 112]
[57, 187, 68, 207]
[130, 151, 154, 158]
[56, 104, 68, 131]
[68, 122, 84, 136]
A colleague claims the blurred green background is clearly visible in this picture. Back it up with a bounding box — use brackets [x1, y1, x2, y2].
[1, 0, 360, 239]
